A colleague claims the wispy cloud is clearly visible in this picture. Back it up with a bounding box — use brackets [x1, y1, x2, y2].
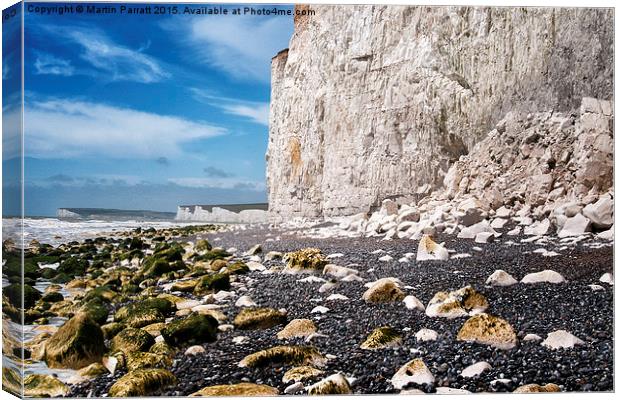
[2, 59, 10, 80]
[37, 26, 169, 83]
[24, 97, 226, 159]
[169, 177, 265, 191]
[190, 88, 269, 126]
[156, 157, 170, 166]
[34, 52, 75, 76]
[204, 166, 234, 178]
[167, 14, 292, 82]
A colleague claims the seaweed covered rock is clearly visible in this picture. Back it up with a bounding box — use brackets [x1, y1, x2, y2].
[284, 248, 328, 272]
[457, 313, 518, 350]
[391, 358, 435, 389]
[149, 342, 176, 357]
[23, 374, 70, 397]
[78, 298, 109, 325]
[223, 261, 250, 275]
[234, 308, 287, 330]
[126, 351, 171, 371]
[425, 286, 488, 318]
[57, 257, 88, 276]
[195, 239, 212, 252]
[307, 373, 352, 395]
[514, 383, 561, 393]
[362, 278, 405, 303]
[82, 286, 118, 303]
[161, 313, 218, 346]
[111, 328, 155, 353]
[108, 368, 177, 397]
[170, 279, 198, 293]
[2, 366, 22, 396]
[193, 273, 230, 295]
[101, 322, 126, 340]
[4, 283, 42, 309]
[239, 346, 326, 368]
[114, 298, 175, 322]
[282, 366, 324, 383]
[360, 326, 402, 349]
[277, 319, 317, 339]
[142, 259, 173, 279]
[78, 362, 109, 378]
[124, 308, 165, 329]
[41, 291, 64, 303]
[191, 383, 279, 396]
[44, 313, 105, 369]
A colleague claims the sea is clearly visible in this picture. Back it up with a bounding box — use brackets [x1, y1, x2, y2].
[1, 210, 216, 384]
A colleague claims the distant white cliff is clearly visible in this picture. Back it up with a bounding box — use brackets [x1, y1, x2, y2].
[56, 208, 82, 219]
[175, 205, 269, 224]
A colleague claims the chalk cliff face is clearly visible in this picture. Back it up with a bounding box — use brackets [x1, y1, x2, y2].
[267, 5, 613, 218]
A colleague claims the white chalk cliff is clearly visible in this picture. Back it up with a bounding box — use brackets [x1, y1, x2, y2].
[267, 5, 613, 219]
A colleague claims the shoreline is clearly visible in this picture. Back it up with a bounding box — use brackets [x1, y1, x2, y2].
[2, 219, 612, 396]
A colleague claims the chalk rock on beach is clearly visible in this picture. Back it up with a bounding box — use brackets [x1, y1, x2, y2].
[362, 278, 405, 303]
[457, 313, 518, 350]
[391, 359, 434, 389]
[277, 319, 317, 340]
[541, 330, 585, 350]
[307, 373, 352, 395]
[460, 361, 492, 378]
[416, 235, 449, 261]
[486, 270, 518, 287]
[521, 270, 565, 284]
[599, 272, 614, 285]
[426, 286, 488, 318]
[403, 295, 425, 311]
[457, 221, 497, 240]
[582, 195, 613, 229]
[558, 213, 591, 237]
[415, 328, 438, 342]
[514, 383, 561, 393]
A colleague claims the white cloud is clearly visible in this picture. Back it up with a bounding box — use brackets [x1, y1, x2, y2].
[24, 98, 226, 159]
[2, 60, 10, 80]
[39, 26, 169, 83]
[190, 88, 269, 126]
[169, 177, 265, 191]
[34, 52, 75, 76]
[175, 15, 292, 82]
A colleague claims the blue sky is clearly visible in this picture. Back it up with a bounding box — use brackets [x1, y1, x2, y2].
[3, 2, 294, 216]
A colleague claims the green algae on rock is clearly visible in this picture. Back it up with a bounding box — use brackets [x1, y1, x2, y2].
[193, 273, 231, 295]
[111, 327, 155, 353]
[191, 382, 279, 396]
[114, 297, 175, 322]
[126, 351, 172, 371]
[239, 345, 327, 368]
[44, 312, 105, 369]
[360, 326, 402, 349]
[108, 368, 177, 397]
[234, 307, 287, 330]
[161, 313, 218, 346]
[124, 307, 165, 329]
[4, 283, 42, 309]
[101, 322, 126, 340]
